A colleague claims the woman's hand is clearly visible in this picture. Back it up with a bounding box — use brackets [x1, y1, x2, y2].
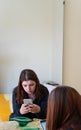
[20, 104, 30, 114]
[28, 104, 41, 113]
[20, 103, 41, 114]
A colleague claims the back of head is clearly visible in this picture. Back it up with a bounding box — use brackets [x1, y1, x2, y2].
[46, 86, 81, 130]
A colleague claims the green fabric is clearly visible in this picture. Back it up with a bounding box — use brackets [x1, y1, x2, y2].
[19, 119, 42, 130]
[10, 116, 32, 126]
[22, 127, 39, 130]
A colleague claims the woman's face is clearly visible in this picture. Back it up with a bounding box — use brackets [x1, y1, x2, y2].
[22, 80, 36, 94]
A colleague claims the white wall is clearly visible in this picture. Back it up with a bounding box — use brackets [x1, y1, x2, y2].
[0, 0, 63, 93]
[63, 0, 81, 93]
[51, 0, 63, 84]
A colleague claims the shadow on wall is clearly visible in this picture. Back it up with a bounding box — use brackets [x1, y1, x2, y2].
[0, 55, 20, 93]
[0, 56, 13, 93]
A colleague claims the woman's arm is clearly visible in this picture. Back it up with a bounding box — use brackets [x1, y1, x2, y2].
[10, 87, 22, 118]
[34, 86, 49, 119]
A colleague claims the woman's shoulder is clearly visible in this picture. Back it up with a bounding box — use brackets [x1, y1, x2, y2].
[40, 84, 49, 95]
[40, 84, 48, 90]
[58, 123, 81, 130]
[12, 86, 18, 94]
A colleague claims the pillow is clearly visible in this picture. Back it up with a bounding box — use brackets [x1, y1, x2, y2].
[43, 83, 57, 93]
[0, 94, 12, 121]
[4, 94, 13, 112]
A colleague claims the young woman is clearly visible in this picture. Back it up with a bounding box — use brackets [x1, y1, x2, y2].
[10, 69, 49, 119]
[46, 86, 81, 130]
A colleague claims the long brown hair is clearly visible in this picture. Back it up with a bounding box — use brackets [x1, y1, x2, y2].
[16, 69, 41, 104]
[46, 86, 81, 130]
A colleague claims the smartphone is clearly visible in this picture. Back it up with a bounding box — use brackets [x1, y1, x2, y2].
[40, 120, 46, 130]
[23, 99, 33, 104]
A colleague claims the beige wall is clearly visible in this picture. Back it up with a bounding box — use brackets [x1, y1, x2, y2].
[63, 0, 81, 93]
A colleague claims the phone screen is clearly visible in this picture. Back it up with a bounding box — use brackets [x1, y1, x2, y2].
[40, 120, 46, 130]
[23, 99, 33, 104]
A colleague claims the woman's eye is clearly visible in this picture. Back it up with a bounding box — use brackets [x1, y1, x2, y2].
[23, 83, 35, 87]
[29, 84, 34, 87]
[23, 85, 27, 87]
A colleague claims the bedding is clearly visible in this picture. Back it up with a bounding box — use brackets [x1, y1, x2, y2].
[0, 121, 20, 130]
[0, 94, 12, 121]
[0, 119, 42, 130]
